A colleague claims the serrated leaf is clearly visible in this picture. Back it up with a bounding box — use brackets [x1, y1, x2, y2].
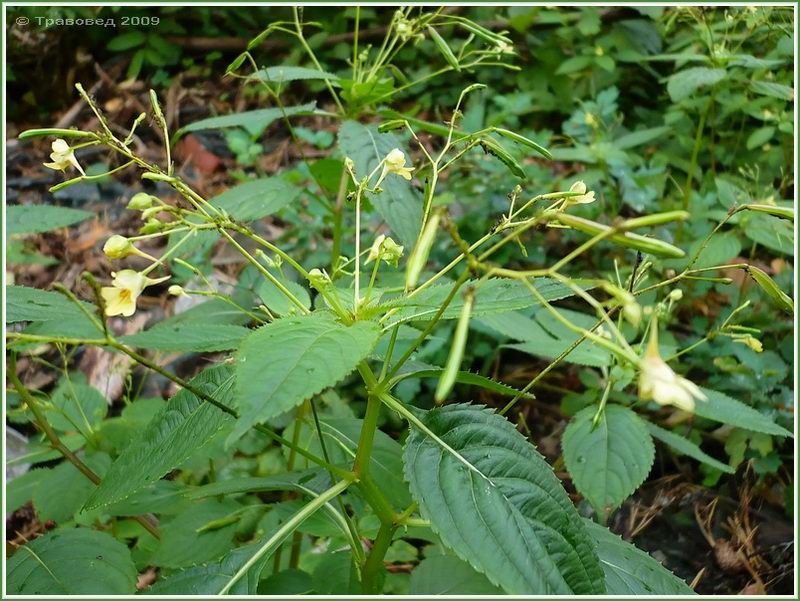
[85, 366, 235, 509]
[338, 120, 422, 247]
[410, 554, 504, 594]
[175, 101, 316, 139]
[7, 528, 137, 594]
[403, 403, 604, 594]
[148, 543, 267, 595]
[7, 204, 94, 236]
[584, 519, 695, 594]
[563, 404, 654, 517]
[694, 388, 792, 437]
[386, 277, 580, 326]
[667, 67, 726, 102]
[120, 322, 249, 352]
[210, 177, 300, 222]
[231, 313, 380, 443]
[7, 285, 97, 325]
[646, 422, 734, 474]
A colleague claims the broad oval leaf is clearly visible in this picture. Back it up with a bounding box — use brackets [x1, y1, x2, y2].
[562, 404, 654, 517]
[409, 554, 503, 595]
[338, 120, 422, 247]
[231, 312, 380, 443]
[120, 322, 249, 352]
[403, 403, 605, 594]
[7, 204, 94, 236]
[584, 519, 695, 595]
[667, 67, 726, 102]
[7, 528, 136, 594]
[210, 177, 300, 222]
[85, 365, 235, 509]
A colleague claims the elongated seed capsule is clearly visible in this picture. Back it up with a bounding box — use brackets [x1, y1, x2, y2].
[492, 127, 552, 160]
[18, 128, 96, 140]
[746, 265, 794, 314]
[406, 211, 441, 290]
[552, 212, 685, 258]
[621, 210, 690, 229]
[736, 204, 794, 221]
[435, 288, 474, 404]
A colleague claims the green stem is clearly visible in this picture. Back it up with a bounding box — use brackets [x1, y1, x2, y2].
[361, 521, 396, 594]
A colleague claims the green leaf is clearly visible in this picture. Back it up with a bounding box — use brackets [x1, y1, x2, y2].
[120, 322, 249, 352]
[149, 543, 267, 595]
[338, 120, 422, 247]
[746, 125, 775, 150]
[7, 205, 94, 236]
[174, 101, 317, 139]
[667, 67, 726, 102]
[248, 66, 340, 83]
[85, 366, 235, 509]
[107, 30, 147, 51]
[45, 375, 108, 435]
[584, 519, 695, 594]
[257, 278, 311, 316]
[410, 555, 504, 594]
[7, 528, 137, 594]
[749, 80, 793, 101]
[7, 469, 47, 514]
[7, 285, 96, 324]
[210, 177, 300, 222]
[386, 277, 580, 326]
[231, 313, 380, 443]
[150, 498, 242, 568]
[694, 388, 792, 437]
[646, 422, 734, 474]
[403, 403, 604, 594]
[614, 126, 671, 150]
[562, 404, 654, 517]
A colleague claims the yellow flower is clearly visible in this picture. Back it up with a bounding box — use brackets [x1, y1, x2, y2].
[638, 324, 706, 412]
[43, 139, 85, 175]
[366, 234, 404, 267]
[376, 148, 414, 187]
[100, 270, 168, 317]
[566, 180, 596, 205]
[102, 235, 151, 260]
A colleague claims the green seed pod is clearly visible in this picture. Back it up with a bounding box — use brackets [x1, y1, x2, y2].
[406, 211, 441, 290]
[479, 137, 526, 179]
[492, 127, 552, 160]
[737, 204, 794, 222]
[553, 213, 685, 258]
[226, 52, 248, 75]
[621, 210, 690, 229]
[378, 119, 407, 133]
[746, 265, 794, 315]
[427, 26, 460, 71]
[435, 287, 474, 404]
[18, 128, 95, 140]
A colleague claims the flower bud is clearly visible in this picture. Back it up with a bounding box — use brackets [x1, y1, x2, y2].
[168, 285, 187, 297]
[103, 235, 136, 260]
[127, 192, 156, 210]
[669, 289, 684, 302]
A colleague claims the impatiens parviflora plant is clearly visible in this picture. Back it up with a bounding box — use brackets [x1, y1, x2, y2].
[10, 39, 793, 599]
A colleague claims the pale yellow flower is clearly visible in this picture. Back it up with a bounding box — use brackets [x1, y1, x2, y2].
[43, 139, 85, 175]
[101, 269, 168, 317]
[639, 324, 706, 412]
[375, 148, 414, 187]
[366, 234, 404, 267]
[102, 235, 151, 260]
[566, 180, 596, 205]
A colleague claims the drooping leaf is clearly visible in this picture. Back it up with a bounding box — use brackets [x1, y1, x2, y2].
[174, 101, 316, 139]
[338, 120, 423, 247]
[85, 366, 235, 509]
[392, 360, 531, 398]
[409, 555, 504, 594]
[667, 67, 726, 102]
[694, 388, 792, 437]
[562, 404, 654, 517]
[7, 528, 137, 594]
[403, 403, 604, 594]
[210, 177, 300, 222]
[7, 205, 93, 236]
[646, 422, 734, 474]
[231, 312, 380, 443]
[584, 519, 695, 595]
[120, 322, 249, 352]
